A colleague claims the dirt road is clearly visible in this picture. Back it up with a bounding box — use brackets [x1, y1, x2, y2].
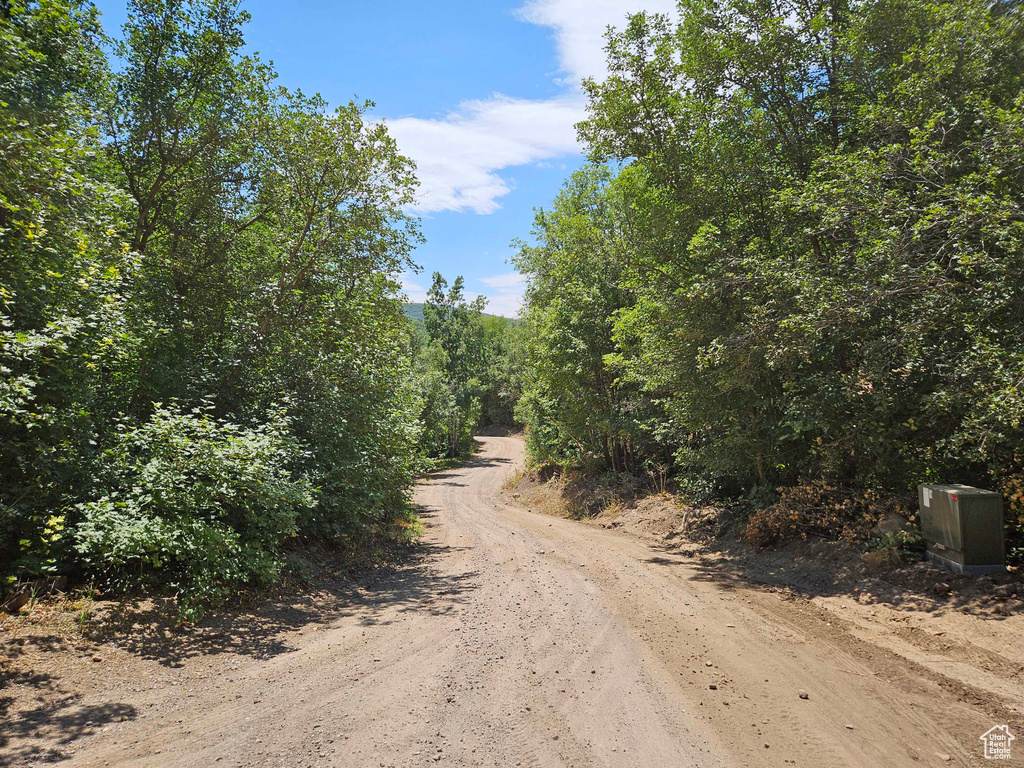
[4, 436, 1020, 767]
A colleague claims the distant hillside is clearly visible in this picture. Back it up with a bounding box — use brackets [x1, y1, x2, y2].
[403, 303, 425, 323]
[403, 303, 510, 324]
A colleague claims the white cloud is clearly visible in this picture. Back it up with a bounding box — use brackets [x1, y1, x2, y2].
[480, 272, 527, 291]
[400, 272, 428, 303]
[400, 270, 524, 318]
[517, 0, 677, 84]
[479, 272, 526, 318]
[377, 0, 676, 216]
[384, 94, 584, 215]
[485, 293, 523, 318]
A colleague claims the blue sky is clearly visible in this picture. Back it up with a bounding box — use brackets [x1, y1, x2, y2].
[91, 0, 676, 315]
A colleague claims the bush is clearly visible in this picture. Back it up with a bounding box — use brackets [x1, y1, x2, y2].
[865, 530, 926, 562]
[743, 480, 914, 549]
[994, 457, 1024, 567]
[75, 405, 315, 619]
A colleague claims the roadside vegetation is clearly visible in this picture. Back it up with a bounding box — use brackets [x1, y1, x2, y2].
[410, 273, 522, 464]
[0, 0, 519, 618]
[513, 0, 1024, 563]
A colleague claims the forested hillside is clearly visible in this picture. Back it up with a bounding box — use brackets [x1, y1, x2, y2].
[514, 0, 1024, 559]
[403, 303, 426, 324]
[0, 0, 519, 617]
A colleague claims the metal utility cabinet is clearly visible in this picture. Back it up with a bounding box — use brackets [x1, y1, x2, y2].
[917, 484, 1005, 575]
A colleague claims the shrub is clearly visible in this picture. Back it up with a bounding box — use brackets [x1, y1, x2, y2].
[744, 479, 913, 549]
[75, 404, 315, 619]
[865, 529, 926, 562]
[994, 457, 1024, 567]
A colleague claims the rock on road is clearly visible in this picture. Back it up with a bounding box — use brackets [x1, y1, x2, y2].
[58, 436, 1007, 768]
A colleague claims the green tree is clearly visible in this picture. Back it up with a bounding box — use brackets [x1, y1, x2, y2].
[103, 0, 424, 550]
[513, 0, 1024, 557]
[420, 273, 486, 458]
[0, 0, 131, 578]
[514, 165, 663, 473]
[2, 0, 428, 601]
[476, 313, 522, 428]
[573, 0, 1024, 498]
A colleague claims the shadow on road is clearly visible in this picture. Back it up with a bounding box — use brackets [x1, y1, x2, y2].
[643, 529, 1021, 620]
[463, 453, 513, 469]
[0, 502, 479, 765]
[425, 456, 512, 485]
[0, 658, 136, 767]
[79, 508, 478, 667]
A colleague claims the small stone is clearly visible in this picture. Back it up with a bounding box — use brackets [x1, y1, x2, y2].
[798, 690, 809, 700]
[726, 624, 736, 628]
[709, 684, 717, 690]
[931, 582, 951, 597]
[705, 661, 714, 667]
[845, 724, 854, 730]
[91, 655, 103, 663]
[935, 753, 951, 762]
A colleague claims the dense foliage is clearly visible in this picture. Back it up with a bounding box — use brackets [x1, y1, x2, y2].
[75, 405, 314, 619]
[515, 0, 1024, 554]
[513, 165, 667, 475]
[412, 273, 521, 461]
[0, 0, 425, 613]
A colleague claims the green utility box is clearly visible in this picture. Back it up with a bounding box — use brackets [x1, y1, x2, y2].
[917, 484, 1005, 575]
